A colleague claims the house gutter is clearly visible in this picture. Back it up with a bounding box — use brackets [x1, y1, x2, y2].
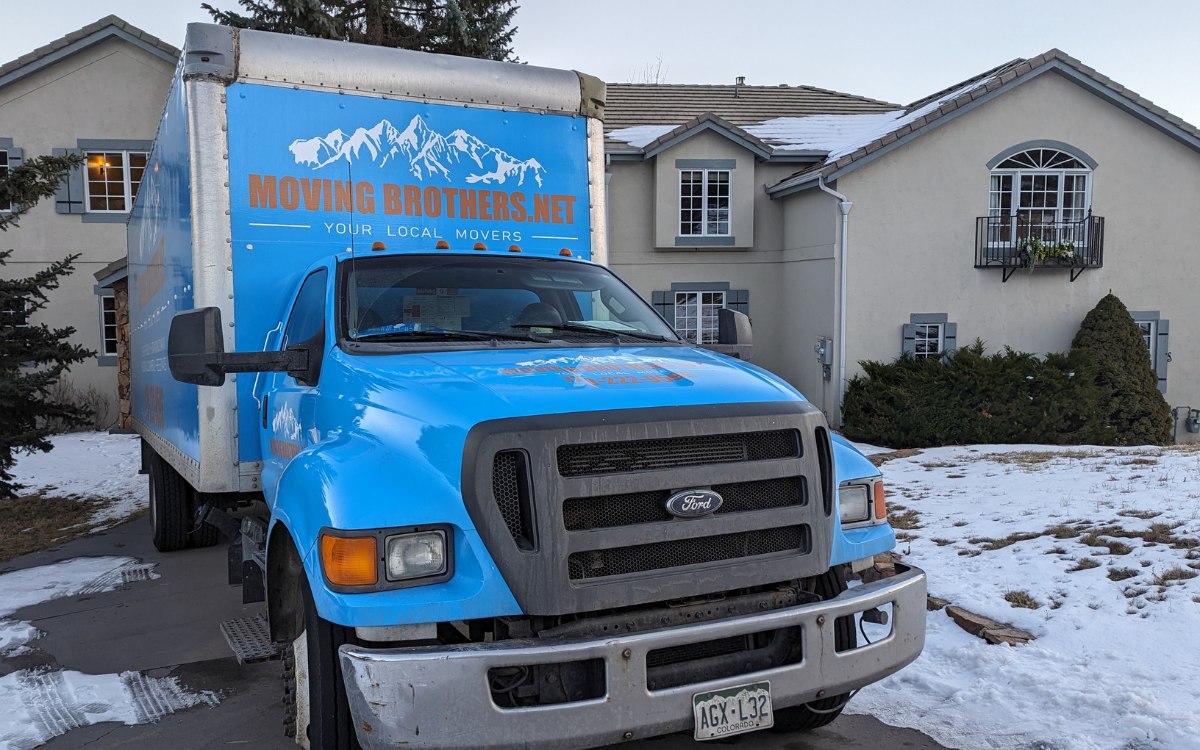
[816, 175, 853, 413]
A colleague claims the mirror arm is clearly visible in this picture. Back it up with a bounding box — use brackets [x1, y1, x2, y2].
[169, 349, 309, 381]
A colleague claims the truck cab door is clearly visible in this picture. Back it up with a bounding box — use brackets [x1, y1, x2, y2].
[260, 269, 328, 504]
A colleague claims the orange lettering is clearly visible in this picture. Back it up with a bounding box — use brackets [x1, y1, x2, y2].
[424, 187, 442, 218]
[248, 174, 277, 208]
[461, 189, 478, 220]
[491, 191, 510, 221]
[384, 183, 403, 215]
[280, 177, 300, 210]
[356, 182, 375, 214]
[533, 194, 550, 223]
[300, 178, 321, 210]
[403, 185, 421, 217]
[335, 181, 353, 212]
[441, 187, 458, 218]
[510, 192, 527, 222]
[479, 191, 493, 221]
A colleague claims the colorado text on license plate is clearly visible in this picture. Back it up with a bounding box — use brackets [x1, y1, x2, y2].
[692, 680, 773, 740]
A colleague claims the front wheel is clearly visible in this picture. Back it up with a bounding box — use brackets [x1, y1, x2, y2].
[283, 584, 361, 749]
[771, 566, 856, 732]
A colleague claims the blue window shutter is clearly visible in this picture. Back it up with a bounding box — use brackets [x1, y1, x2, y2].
[1155, 319, 1169, 393]
[943, 322, 958, 355]
[901, 323, 917, 356]
[8, 147, 21, 165]
[53, 148, 85, 214]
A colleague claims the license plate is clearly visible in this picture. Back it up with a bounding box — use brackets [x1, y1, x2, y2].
[692, 680, 773, 740]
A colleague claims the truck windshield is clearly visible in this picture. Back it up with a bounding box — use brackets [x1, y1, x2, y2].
[340, 254, 680, 348]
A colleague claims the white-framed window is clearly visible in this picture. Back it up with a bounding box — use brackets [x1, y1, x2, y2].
[674, 290, 726, 344]
[987, 147, 1091, 245]
[913, 322, 944, 358]
[1130, 311, 1169, 393]
[903, 313, 957, 359]
[84, 150, 148, 212]
[679, 169, 730, 237]
[99, 293, 118, 355]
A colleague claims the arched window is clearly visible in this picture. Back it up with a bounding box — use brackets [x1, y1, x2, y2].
[988, 146, 1092, 243]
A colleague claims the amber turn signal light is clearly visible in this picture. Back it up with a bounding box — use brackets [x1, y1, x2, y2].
[320, 534, 378, 587]
[873, 481, 887, 520]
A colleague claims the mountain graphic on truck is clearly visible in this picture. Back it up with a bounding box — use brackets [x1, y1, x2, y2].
[288, 115, 546, 187]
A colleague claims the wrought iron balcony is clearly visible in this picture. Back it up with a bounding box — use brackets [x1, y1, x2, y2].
[975, 213, 1105, 282]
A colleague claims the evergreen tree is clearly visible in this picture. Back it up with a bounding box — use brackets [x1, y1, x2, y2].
[203, 0, 519, 61]
[0, 152, 93, 497]
[1070, 293, 1172, 445]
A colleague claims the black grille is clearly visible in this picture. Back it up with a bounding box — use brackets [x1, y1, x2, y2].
[567, 526, 808, 581]
[556, 430, 800, 477]
[492, 451, 535, 549]
[563, 477, 807, 531]
[647, 635, 750, 669]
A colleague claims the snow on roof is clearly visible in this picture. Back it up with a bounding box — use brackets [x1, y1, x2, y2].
[606, 77, 991, 165]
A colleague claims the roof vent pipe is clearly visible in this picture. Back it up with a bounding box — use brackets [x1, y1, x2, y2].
[735, 76, 745, 97]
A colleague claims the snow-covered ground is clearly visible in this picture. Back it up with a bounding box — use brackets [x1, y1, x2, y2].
[9, 432, 145, 527]
[846, 443, 1200, 750]
[3, 434, 1199, 748]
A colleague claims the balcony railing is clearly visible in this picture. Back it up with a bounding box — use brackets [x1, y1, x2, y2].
[975, 213, 1105, 282]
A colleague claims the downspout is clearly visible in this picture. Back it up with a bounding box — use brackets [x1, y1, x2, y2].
[816, 175, 853, 416]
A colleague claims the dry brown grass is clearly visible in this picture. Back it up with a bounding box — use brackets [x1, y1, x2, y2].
[889, 509, 922, 530]
[1003, 590, 1040, 609]
[1107, 568, 1139, 582]
[1068, 558, 1101, 573]
[0, 493, 113, 563]
[968, 531, 1043, 551]
[1152, 566, 1199, 587]
[1117, 509, 1161, 520]
[981, 449, 1099, 466]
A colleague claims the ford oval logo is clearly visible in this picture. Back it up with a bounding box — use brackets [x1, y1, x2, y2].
[665, 489, 724, 518]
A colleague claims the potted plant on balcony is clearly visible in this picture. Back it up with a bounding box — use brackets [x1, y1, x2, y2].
[1017, 236, 1076, 268]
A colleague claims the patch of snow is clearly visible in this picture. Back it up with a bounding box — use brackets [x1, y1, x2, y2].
[605, 124, 677, 148]
[8, 432, 145, 527]
[0, 669, 218, 749]
[844, 443, 1200, 750]
[0, 557, 209, 747]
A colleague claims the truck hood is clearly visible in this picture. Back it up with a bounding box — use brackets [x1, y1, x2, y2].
[325, 344, 806, 427]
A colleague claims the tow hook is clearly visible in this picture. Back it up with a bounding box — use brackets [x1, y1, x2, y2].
[862, 607, 889, 625]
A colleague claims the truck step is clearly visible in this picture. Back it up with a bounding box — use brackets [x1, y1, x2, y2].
[220, 616, 279, 664]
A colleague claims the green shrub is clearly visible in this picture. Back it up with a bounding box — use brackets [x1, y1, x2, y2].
[842, 341, 1105, 448]
[1070, 294, 1171, 445]
[843, 293, 1172, 448]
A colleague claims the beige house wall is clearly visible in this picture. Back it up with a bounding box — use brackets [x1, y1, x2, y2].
[836, 70, 1200, 438]
[0, 37, 174, 424]
[608, 133, 806, 381]
[778, 189, 839, 418]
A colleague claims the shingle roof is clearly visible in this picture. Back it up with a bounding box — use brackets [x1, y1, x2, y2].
[0, 15, 179, 89]
[768, 49, 1200, 194]
[604, 83, 899, 132]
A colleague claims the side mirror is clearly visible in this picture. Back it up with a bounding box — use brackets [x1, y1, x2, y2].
[703, 308, 754, 360]
[168, 308, 229, 386]
[168, 307, 309, 386]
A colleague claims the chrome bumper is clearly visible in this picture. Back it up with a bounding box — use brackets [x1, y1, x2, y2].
[339, 564, 926, 750]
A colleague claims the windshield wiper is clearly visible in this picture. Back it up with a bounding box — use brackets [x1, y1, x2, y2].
[511, 321, 675, 343]
[354, 328, 550, 344]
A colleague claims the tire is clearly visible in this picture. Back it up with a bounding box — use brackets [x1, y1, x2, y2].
[283, 584, 361, 749]
[771, 566, 856, 732]
[149, 453, 190, 552]
[148, 453, 221, 550]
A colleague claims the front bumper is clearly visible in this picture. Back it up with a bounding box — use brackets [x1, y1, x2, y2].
[340, 563, 926, 750]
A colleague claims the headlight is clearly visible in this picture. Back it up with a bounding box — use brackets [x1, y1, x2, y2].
[838, 483, 872, 525]
[385, 531, 447, 581]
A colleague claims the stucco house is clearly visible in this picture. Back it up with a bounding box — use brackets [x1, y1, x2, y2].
[5, 22, 1198, 442]
[604, 51, 1200, 442]
[0, 16, 177, 427]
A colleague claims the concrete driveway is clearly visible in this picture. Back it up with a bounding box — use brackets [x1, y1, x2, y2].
[0, 520, 946, 750]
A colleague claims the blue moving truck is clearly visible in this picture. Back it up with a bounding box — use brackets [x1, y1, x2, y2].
[128, 23, 926, 750]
